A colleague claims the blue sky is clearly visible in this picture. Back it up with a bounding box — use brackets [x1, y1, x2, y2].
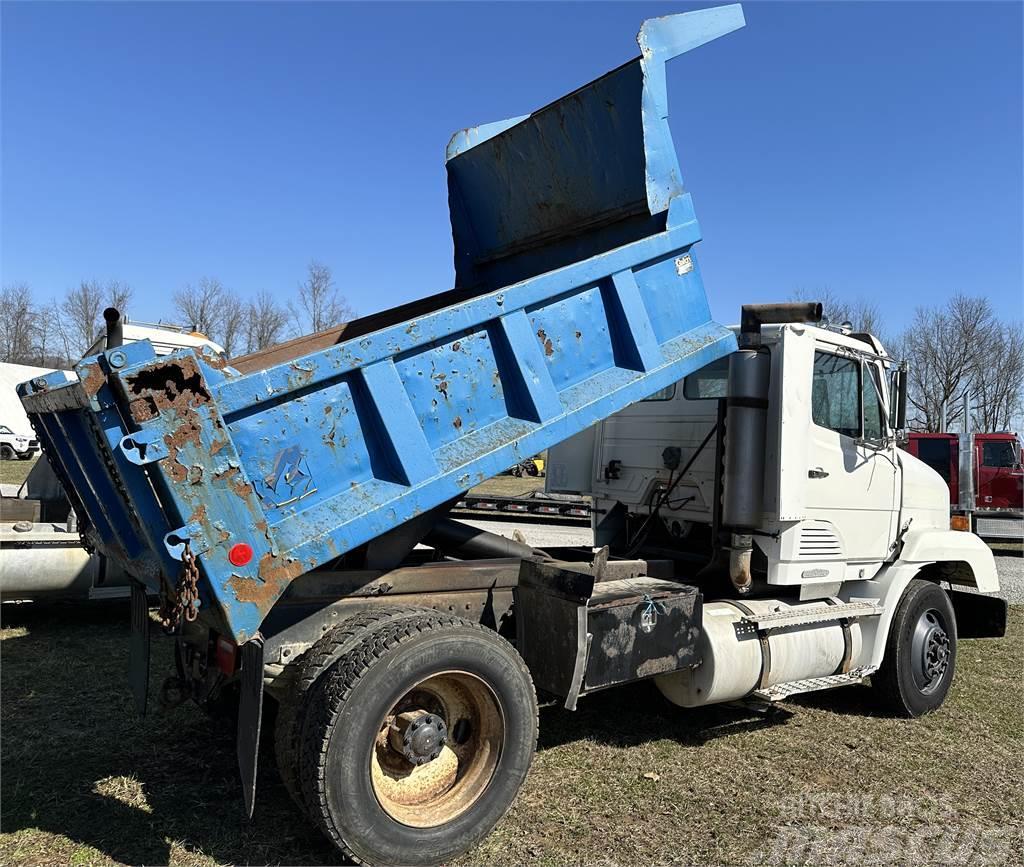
[2, 1, 1021, 332]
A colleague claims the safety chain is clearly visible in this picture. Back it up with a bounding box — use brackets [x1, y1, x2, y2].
[160, 540, 200, 631]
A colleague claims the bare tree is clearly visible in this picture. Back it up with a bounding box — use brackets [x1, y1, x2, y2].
[291, 260, 354, 334]
[246, 290, 290, 352]
[62, 280, 105, 355]
[790, 287, 885, 340]
[970, 321, 1024, 432]
[899, 294, 995, 432]
[0, 283, 40, 364]
[58, 279, 136, 357]
[218, 290, 248, 358]
[173, 277, 224, 338]
[106, 279, 133, 316]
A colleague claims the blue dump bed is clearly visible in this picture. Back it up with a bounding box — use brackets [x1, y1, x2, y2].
[19, 7, 744, 642]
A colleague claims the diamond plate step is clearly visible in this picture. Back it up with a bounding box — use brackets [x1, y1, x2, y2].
[754, 668, 878, 702]
[742, 601, 884, 631]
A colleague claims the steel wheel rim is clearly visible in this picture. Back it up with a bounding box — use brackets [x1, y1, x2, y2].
[369, 670, 504, 828]
[910, 606, 950, 694]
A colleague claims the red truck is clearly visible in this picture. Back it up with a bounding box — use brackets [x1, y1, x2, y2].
[905, 432, 1023, 540]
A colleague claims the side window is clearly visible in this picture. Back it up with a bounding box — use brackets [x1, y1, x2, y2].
[982, 441, 1016, 468]
[683, 355, 729, 400]
[916, 438, 953, 482]
[862, 364, 886, 440]
[642, 383, 676, 402]
[811, 352, 860, 438]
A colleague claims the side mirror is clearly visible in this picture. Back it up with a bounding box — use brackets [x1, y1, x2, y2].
[895, 365, 908, 431]
[888, 362, 908, 434]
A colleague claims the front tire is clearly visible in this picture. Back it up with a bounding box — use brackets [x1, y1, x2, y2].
[299, 613, 538, 866]
[0, 445, 13, 460]
[874, 579, 957, 717]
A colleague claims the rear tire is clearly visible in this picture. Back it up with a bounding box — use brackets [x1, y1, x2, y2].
[273, 606, 432, 816]
[874, 579, 957, 717]
[299, 613, 538, 866]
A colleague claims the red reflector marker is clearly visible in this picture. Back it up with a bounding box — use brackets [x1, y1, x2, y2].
[216, 636, 238, 675]
[228, 542, 253, 567]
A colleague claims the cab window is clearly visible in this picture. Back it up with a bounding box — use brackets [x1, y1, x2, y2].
[642, 383, 676, 402]
[811, 352, 860, 438]
[683, 355, 729, 400]
[982, 440, 1017, 468]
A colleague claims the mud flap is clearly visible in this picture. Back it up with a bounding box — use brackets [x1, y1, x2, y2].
[128, 581, 150, 716]
[237, 635, 264, 819]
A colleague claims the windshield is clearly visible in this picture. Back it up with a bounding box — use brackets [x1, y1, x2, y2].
[0, 425, 12, 434]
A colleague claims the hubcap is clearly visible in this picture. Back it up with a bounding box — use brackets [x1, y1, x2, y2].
[910, 607, 950, 694]
[370, 671, 504, 828]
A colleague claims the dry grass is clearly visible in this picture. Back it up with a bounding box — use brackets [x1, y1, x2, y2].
[0, 456, 36, 488]
[1, 604, 1021, 866]
[469, 474, 546, 499]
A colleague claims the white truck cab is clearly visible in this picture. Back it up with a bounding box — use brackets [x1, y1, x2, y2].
[549, 304, 1001, 716]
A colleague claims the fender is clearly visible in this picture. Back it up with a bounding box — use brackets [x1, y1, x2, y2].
[898, 528, 999, 592]
[838, 529, 1001, 670]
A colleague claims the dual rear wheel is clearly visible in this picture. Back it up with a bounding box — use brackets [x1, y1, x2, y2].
[277, 610, 538, 866]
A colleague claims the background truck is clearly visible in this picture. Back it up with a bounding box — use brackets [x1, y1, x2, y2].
[17, 7, 1006, 866]
[904, 431, 1023, 540]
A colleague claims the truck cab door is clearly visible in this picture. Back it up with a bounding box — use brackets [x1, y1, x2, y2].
[976, 437, 1024, 510]
[802, 348, 898, 562]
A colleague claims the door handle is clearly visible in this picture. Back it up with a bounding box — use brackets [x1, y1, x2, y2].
[808, 468, 829, 479]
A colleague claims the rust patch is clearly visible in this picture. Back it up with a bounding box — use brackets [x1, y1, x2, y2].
[215, 465, 254, 498]
[162, 420, 202, 482]
[190, 503, 208, 524]
[125, 356, 211, 423]
[218, 528, 231, 543]
[228, 551, 304, 606]
[453, 416, 462, 430]
[536, 328, 554, 357]
[452, 341, 461, 352]
[210, 438, 226, 456]
[80, 363, 106, 398]
[575, 331, 582, 340]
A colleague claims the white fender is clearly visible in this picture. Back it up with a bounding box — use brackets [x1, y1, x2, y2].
[897, 528, 1000, 593]
[839, 530, 1000, 670]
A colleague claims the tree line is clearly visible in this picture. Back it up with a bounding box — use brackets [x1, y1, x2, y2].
[1, 272, 1020, 434]
[0, 260, 354, 368]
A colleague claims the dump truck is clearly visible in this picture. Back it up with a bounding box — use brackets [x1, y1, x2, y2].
[17, 7, 1006, 866]
[904, 431, 1023, 540]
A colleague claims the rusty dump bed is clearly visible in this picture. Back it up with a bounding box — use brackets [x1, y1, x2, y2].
[19, 7, 744, 643]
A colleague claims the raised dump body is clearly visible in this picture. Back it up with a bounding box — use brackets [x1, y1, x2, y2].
[20, 6, 744, 643]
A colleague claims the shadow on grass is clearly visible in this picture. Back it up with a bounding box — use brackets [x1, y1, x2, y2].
[2, 605, 791, 866]
[538, 681, 796, 753]
[1, 603, 335, 865]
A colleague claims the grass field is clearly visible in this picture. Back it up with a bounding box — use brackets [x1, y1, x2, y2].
[469, 473, 547, 499]
[1, 603, 1020, 866]
[0, 456, 36, 488]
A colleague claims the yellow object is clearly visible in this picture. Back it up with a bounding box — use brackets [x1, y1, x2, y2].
[950, 514, 971, 532]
